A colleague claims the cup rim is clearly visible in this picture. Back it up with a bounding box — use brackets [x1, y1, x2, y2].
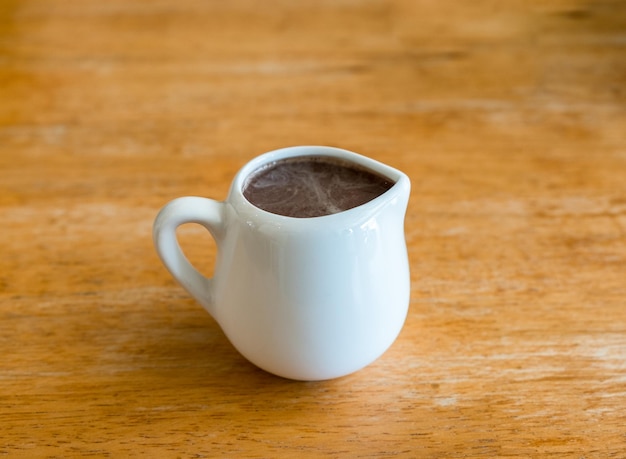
[229, 145, 410, 223]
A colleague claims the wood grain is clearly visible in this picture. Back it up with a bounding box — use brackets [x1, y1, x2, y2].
[1, 0, 625, 456]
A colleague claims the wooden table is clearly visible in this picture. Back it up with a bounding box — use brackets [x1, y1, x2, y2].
[2, 0, 625, 456]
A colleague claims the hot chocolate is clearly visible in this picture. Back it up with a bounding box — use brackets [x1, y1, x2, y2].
[242, 156, 394, 218]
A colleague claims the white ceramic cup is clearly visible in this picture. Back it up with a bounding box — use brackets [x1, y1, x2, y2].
[153, 146, 411, 380]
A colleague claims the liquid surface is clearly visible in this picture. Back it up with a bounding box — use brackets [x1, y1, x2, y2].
[243, 156, 394, 218]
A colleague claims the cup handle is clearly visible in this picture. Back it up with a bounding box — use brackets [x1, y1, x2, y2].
[153, 196, 225, 316]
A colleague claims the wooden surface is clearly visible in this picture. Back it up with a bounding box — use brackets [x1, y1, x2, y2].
[2, 0, 625, 456]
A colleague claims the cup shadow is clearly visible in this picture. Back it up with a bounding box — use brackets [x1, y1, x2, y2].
[108, 296, 339, 400]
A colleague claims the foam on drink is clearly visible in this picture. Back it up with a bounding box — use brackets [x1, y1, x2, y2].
[243, 156, 394, 218]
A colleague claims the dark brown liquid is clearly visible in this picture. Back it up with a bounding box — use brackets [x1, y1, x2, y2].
[243, 156, 394, 218]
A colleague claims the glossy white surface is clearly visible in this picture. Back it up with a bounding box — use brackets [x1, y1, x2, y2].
[153, 146, 411, 380]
